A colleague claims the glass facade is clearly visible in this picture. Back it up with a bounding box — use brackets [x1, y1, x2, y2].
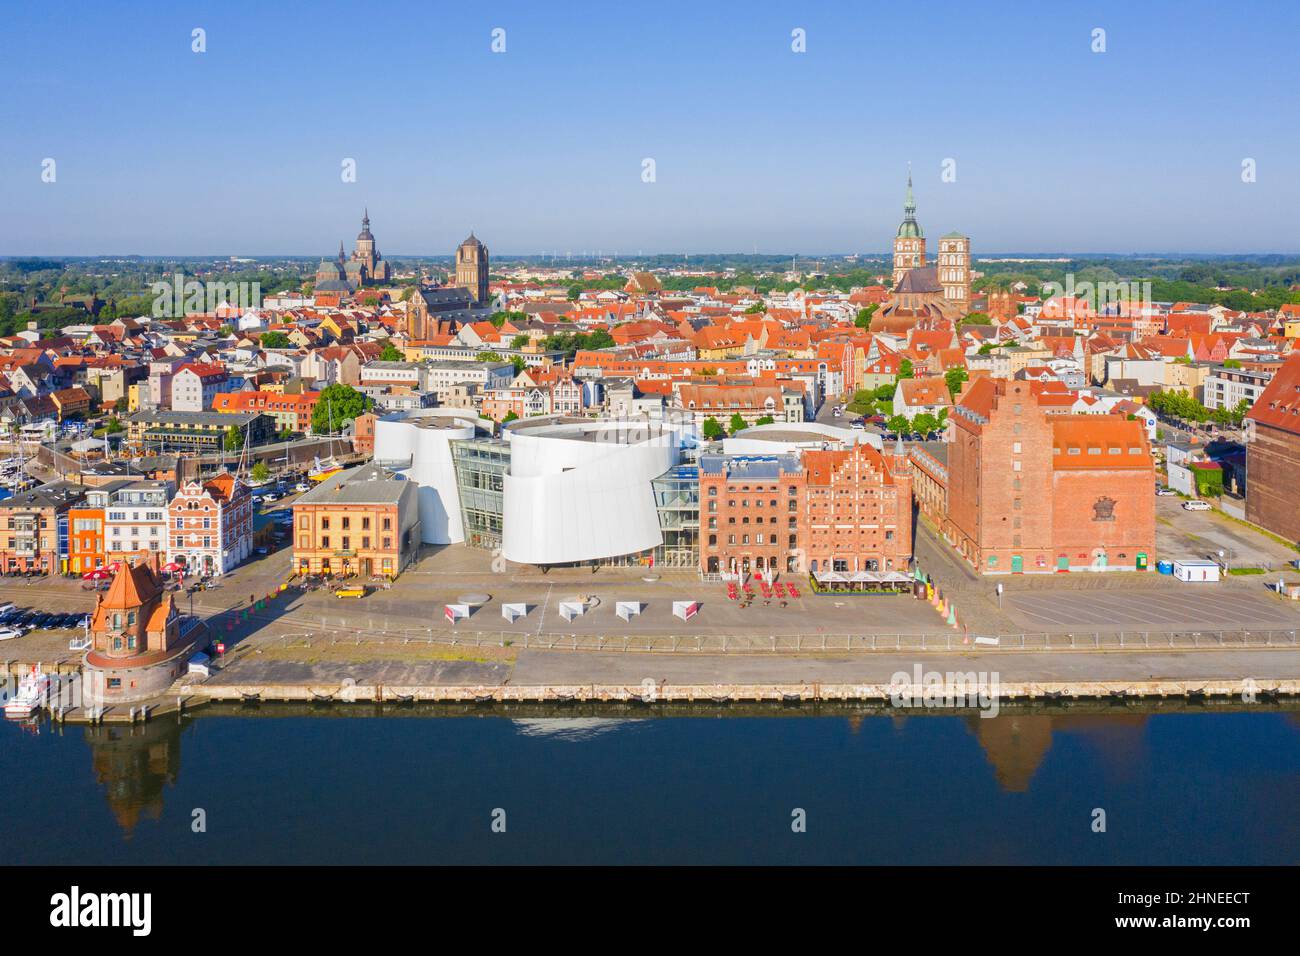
[451, 438, 508, 551]
[651, 464, 699, 569]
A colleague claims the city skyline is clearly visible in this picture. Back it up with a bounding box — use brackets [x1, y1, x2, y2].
[2, 1, 1299, 256]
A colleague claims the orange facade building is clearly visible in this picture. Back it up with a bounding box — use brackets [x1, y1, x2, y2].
[698, 441, 913, 577]
[945, 377, 1155, 573]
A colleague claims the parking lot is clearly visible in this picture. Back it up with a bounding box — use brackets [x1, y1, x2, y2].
[0, 603, 91, 651]
[1003, 587, 1299, 631]
[1154, 495, 1299, 570]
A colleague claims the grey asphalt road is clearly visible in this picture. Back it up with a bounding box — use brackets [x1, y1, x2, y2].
[511, 648, 1300, 685]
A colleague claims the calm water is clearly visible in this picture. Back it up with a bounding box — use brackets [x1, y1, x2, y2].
[3, 707, 1298, 864]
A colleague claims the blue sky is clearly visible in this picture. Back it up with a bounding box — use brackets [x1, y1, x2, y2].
[1, 0, 1297, 256]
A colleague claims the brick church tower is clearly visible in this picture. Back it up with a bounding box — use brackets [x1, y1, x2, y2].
[455, 232, 490, 305]
[892, 169, 927, 287]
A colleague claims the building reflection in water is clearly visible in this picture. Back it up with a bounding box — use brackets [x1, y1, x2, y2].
[83, 719, 183, 836]
[73, 705, 1259, 826]
[965, 713, 1150, 792]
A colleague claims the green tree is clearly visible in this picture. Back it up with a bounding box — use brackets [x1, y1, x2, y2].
[260, 330, 292, 349]
[744, 302, 766, 314]
[960, 311, 991, 325]
[702, 417, 725, 440]
[223, 425, 245, 452]
[729, 412, 747, 434]
[501, 410, 519, 425]
[898, 359, 914, 380]
[510, 334, 530, 350]
[379, 343, 403, 362]
[311, 383, 370, 434]
[1229, 397, 1252, 427]
[854, 305, 878, 328]
[912, 412, 940, 436]
[944, 366, 969, 397]
[476, 351, 504, 363]
[251, 461, 270, 483]
[887, 415, 911, 436]
[754, 415, 775, 426]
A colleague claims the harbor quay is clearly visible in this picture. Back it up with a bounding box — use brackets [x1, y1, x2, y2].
[3, 533, 1299, 723]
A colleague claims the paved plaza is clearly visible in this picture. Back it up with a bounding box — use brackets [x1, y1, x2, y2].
[2, 497, 1297, 673]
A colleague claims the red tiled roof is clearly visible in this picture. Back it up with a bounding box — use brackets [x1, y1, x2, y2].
[1248, 351, 1300, 434]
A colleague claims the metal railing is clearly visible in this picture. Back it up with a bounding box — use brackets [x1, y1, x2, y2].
[246, 626, 1300, 656]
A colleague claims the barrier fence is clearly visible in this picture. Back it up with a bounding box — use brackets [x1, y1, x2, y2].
[247, 626, 1300, 655]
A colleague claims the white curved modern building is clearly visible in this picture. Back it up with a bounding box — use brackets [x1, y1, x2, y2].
[374, 409, 483, 544]
[501, 418, 695, 566]
[722, 421, 881, 455]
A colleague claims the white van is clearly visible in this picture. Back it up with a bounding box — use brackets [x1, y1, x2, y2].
[1182, 500, 1211, 511]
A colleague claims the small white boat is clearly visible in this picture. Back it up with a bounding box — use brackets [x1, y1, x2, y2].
[4, 665, 50, 719]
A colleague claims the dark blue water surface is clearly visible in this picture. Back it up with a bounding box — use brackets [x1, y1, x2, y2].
[3, 709, 1297, 864]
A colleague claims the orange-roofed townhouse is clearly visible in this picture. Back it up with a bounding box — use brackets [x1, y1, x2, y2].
[166, 472, 253, 577]
[815, 340, 854, 396]
[1040, 295, 1095, 331]
[1279, 304, 1300, 339]
[689, 382, 806, 426]
[694, 326, 747, 361]
[1189, 333, 1233, 364]
[859, 351, 903, 391]
[50, 386, 91, 421]
[892, 377, 953, 419]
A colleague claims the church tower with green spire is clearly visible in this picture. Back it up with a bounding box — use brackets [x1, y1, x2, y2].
[892, 167, 927, 288]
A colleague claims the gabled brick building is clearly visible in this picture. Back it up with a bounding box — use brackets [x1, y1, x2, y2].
[945, 377, 1155, 573]
[1246, 351, 1300, 544]
[698, 440, 913, 577]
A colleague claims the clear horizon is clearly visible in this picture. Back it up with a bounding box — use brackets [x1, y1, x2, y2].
[2, 0, 1297, 256]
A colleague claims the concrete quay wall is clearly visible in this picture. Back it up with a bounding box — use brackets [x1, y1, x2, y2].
[180, 677, 1300, 705]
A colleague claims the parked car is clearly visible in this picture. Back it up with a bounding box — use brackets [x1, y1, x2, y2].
[0, 627, 23, 641]
[294, 482, 311, 493]
[1156, 487, 1178, 496]
[261, 491, 280, 503]
[1183, 500, 1211, 511]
